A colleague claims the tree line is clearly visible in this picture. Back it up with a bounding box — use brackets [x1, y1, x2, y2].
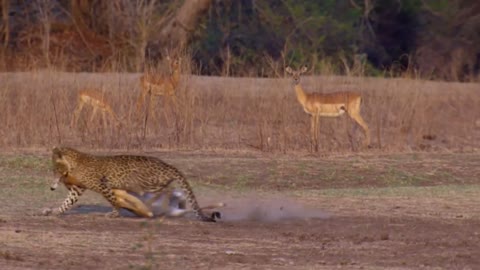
[1, 0, 479, 81]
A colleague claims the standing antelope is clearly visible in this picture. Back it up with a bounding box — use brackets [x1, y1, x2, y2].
[285, 66, 370, 151]
[71, 88, 120, 128]
[136, 56, 182, 119]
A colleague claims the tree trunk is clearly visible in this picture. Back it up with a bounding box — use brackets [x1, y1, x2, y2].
[1, 0, 9, 48]
[156, 0, 212, 53]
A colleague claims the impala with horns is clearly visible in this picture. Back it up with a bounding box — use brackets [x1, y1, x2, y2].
[136, 56, 182, 117]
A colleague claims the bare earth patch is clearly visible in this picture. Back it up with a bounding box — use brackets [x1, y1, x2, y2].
[1, 151, 480, 269]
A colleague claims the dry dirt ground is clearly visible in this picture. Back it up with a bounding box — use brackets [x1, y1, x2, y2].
[1, 150, 480, 269]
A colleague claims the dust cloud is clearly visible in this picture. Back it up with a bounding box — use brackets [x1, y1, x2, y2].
[119, 190, 330, 222]
[204, 194, 330, 222]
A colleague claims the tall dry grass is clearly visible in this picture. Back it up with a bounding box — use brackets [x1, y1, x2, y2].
[0, 66, 479, 153]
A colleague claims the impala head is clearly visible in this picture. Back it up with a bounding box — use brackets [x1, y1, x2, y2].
[51, 147, 81, 187]
[50, 175, 64, 191]
[166, 56, 182, 73]
[285, 66, 308, 85]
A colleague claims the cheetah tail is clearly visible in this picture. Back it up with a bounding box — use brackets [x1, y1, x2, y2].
[178, 176, 220, 222]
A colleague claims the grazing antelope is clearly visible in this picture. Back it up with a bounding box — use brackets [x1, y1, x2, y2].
[285, 66, 370, 151]
[71, 88, 120, 128]
[136, 56, 182, 119]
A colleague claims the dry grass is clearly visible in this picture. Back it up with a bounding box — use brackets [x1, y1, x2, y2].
[0, 67, 479, 152]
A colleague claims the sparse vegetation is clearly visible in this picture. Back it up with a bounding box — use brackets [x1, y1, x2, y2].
[0, 55, 479, 153]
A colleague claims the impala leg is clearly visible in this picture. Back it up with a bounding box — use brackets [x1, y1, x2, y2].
[107, 109, 120, 128]
[136, 88, 148, 114]
[89, 106, 99, 123]
[162, 97, 171, 127]
[349, 112, 370, 147]
[142, 188, 174, 217]
[148, 95, 157, 122]
[101, 111, 108, 128]
[314, 114, 320, 152]
[71, 101, 85, 128]
[310, 115, 316, 151]
[143, 181, 173, 209]
[310, 114, 320, 152]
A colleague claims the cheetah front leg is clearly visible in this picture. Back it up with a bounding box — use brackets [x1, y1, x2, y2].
[42, 185, 85, 216]
[98, 176, 123, 218]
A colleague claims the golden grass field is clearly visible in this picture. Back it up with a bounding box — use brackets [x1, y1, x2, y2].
[1, 71, 479, 152]
[1, 71, 480, 269]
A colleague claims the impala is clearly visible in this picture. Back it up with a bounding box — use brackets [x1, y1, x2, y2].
[71, 88, 120, 128]
[285, 66, 370, 151]
[136, 56, 182, 118]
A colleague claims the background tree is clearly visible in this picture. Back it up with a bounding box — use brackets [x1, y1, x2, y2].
[0, 0, 479, 80]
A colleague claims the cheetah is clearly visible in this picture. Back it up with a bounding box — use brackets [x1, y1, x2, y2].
[45, 146, 221, 222]
[48, 174, 224, 218]
[47, 173, 155, 218]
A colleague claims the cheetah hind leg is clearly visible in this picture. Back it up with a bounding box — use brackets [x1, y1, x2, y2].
[98, 176, 124, 218]
[112, 189, 154, 218]
[48, 175, 153, 218]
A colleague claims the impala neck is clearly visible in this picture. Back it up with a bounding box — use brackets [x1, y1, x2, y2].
[171, 68, 181, 86]
[294, 83, 307, 106]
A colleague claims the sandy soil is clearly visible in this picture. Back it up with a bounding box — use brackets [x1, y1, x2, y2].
[1, 151, 479, 269]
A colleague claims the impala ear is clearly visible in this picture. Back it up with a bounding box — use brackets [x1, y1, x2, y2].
[285, 66, 293, 74]
[300, 66, 308, 73]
